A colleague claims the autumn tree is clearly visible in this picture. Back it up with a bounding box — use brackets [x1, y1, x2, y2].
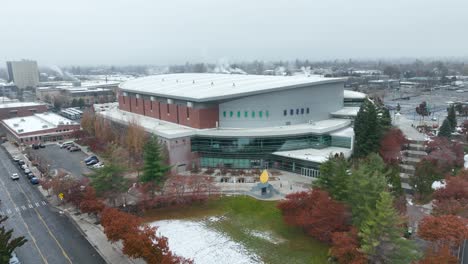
[359, 191, 420, 264]
[379, 128, 407, 164]
[425, 137, 464, 174]
[416, 101, 431, 122]
[277, 189, 350, 243]
[0, 216, 27, 263]
[419, 245, 458, 264]
[330, 227, 367, 264]
[79, 187, 105, 216]
[100, 207, 141, 242]
[124, 120, 147, 165]
[418, 215, 468, 252]
[411, 159, 442, 201]
[432, 170, 468, 217]
[81, 110, 96, 136]
[140, 136, 171, 197]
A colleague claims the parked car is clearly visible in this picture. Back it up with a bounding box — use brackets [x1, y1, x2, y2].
[59, 141, 74, 148]
[26, 172, 34, 179]
[9, 251, 20, 264]
[30, 177, 39, 185]
[39, 143, 46, 148]
[32, 144, 40, 149]
[21, 165, 28, 170]
[86, 159, 99, 166]
[92, 162, 104, 169]
[24, 169, 31, 174]
[66, 144, 75, 150]
[18, 160, 25, 165]
[12, 156, 20, 162]
[10, 173, 19, 180]
[69, 146, 81, 152]
[84, 155, 98, 163]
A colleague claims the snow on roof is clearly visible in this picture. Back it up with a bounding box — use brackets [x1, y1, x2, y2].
[97, 108, 351, 139]
[0, 102, 44, 108]
[273, 146, 353, 163]
[2, 113, 77, 135]
[119, 73, 345, 102]
[343, 90, 366, 99]
[331, 107, 360, 117]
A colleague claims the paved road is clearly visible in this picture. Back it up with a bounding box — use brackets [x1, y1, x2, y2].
[0, 147, 105, 264]
[33, 144, 91, 178]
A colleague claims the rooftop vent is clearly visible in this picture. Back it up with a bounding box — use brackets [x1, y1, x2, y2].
[58, 121, 64, 125]
[42, 125, 48, 128]
[18, 129, 23, 133]
[232, 83, 236, 87]
[211, 81, 214, 86]
[13, 123, 19, 127]
[20, 118, 25, 122]
[161, 78, 165, 82]
[192, 80, 195, 84]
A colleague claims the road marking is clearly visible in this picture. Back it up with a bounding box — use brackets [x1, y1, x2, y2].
[35, 202, 40, 207]
[15, 207, 19, 212]
[21, 206, 26, 211]
[6, 209, 11, 214]
[28, 204, 33, 209]
[42, 201, 47, 205]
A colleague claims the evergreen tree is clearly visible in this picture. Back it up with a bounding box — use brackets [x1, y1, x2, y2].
[88, 156, 128, 206]
[78, 98, 85, 108]
[0, 215, 27, 263]
[447, 105, 457, 131]
[380, 107, 392, 130]
[140, 136, 171, 197]
[438, 118, 452, 138]
[71, 98, 78, 107]
[354, 98, 381, 158]
[314, 156, 349, 201]
[360, 192, 421, 263]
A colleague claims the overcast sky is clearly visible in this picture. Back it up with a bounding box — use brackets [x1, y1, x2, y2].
[1, 0, 467, 66]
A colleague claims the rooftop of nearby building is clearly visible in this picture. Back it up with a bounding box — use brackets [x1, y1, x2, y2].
[0, 97, 19, 104]
[119, 73, 345, 102]
[272, 146, 353, 163]
[343, 90, 366, 99]
[98, 107, 352, 139]
[331, 107, 360, 117]
[2, 112, 77, 135]
[0, 102, 44, 109]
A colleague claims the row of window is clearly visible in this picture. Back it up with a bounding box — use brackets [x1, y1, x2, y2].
[223, 110, 270, 119]
[283, 108, 310, 116]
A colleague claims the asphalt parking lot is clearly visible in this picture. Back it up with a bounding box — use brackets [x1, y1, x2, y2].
[33, 144, 92, 179]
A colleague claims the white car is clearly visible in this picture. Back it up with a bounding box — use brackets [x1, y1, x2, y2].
[9, 251, 20, 264]
[10, 173, 19, 180]
[92, 162, 104, 169]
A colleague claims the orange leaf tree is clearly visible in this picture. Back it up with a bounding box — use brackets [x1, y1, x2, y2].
[330, 227, 367, 264]
[418, 215, 468, 252]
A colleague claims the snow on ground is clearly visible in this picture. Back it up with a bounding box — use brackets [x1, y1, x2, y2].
[151, 220, 261, 264]
[248, 230, 285, 245]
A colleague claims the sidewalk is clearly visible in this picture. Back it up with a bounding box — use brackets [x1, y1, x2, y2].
[2, 142, 141, 264]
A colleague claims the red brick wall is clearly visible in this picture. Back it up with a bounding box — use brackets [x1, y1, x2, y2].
[117, 95, 219, 129]
[0, 105, 48, 120]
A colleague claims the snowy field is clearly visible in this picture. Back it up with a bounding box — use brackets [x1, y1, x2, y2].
[151, 219, 261, 264]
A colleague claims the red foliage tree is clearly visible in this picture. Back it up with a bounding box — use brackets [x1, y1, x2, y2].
[418, 215, 468, 252]
[100, 207, 142, 242]
[419, 245, 458, 264]
[379, 128, 407, 164]
[79, 187, 105, 215]
[433, 170, 468, 217]
[277, 189, 350, 243]
[330, 227, 367, 264]
[425, 137, 464, 173]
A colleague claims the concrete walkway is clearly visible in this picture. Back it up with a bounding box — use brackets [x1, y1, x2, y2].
[393, 114, 428, 141]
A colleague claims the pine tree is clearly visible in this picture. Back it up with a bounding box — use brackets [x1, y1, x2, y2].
[140, 136, 171, 197]
[354, 98, 381, 158]
[380, 107, 392, 130]
[88, 162, 129, 206]
[0, 216, 27, 263]
[360, 192, 421, 264]
[447, 105, 457, 131]
[438, 118, 452, 138]
[315, 156, 349, 201]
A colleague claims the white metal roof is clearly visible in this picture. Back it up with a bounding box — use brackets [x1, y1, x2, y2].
[2, 113, 77, 135]
[331, 107, 360, 117]
[119, 73, 345, 102]
[343, 90, 366, 99]
[273, 146, 353, 163]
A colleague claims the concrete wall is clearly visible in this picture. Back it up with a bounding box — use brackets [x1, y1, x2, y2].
[219, 82, 344, 128]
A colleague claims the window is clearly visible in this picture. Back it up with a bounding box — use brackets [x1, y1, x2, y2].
[266, 111, 269, 117]
[237, 111, 241, 118]
[259, 111, 263, 118]
[290, 109, 294, 115]
[283, 110, 287, 116]
[296, 109, 299, 115]
[251, 111, 255, 118]
[186, 108, 190, 119]
[244, 111, 248, 118]
[167, 104, 170, 114]
[306, 108, 310, 114]
[223, 111, 226, 118]
[230, 111, 233, 117]
[301, 108, 304, 114]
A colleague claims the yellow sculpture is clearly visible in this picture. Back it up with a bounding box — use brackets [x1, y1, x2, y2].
[260, 169, 269, 184]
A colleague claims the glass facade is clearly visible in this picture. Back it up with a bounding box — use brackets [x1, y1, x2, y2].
[192, 133, 352, 171]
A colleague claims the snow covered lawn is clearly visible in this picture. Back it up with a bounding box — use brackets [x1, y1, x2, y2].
[151, 219, 261, 264]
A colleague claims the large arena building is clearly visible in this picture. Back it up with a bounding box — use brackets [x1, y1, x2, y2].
[99, 73, 365, 176]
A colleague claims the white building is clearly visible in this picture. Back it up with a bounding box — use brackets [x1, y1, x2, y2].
[6, 60, 40, 89]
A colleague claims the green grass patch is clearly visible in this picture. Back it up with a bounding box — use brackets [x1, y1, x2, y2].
[143, 196, 329, 264]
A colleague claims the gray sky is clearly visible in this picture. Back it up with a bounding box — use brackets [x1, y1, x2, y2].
[1, 0, 467, 65]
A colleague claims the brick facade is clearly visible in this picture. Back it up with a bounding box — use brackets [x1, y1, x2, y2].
[118, 94, 219, 129]
[0, 104, 47, 120]
[2, 122, 80, 145]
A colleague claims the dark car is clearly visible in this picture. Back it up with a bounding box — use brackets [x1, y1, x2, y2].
[39, 143, 46, 148]
[86, 159, 99, 166]
[66, 144, 75, 150]
[84, 155, 98, 163]
[69, 146, 81, 152]
[26, 172, 34, 179]
[30, 177, 39, 185]
[18, 160, 25, 165]
[32, 144, 40, 149]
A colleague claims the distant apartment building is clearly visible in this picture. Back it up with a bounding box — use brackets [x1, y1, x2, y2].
[6, 60, 40, 89]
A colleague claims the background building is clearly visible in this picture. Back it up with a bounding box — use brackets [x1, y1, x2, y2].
[100, 73, 364, 176]
[0, 101, 47, 120]
[6, 60, 40, 89]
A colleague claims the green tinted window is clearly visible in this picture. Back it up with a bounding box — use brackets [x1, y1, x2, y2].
[244, 111, 248, 118]
[251, 111, 255, 118]
[266, 110, 269, 117]
[259, 111, 263, 118]
[223, 111, 226, 118]
[237, 111, 241, 118]
[230, 111, 233, 117]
